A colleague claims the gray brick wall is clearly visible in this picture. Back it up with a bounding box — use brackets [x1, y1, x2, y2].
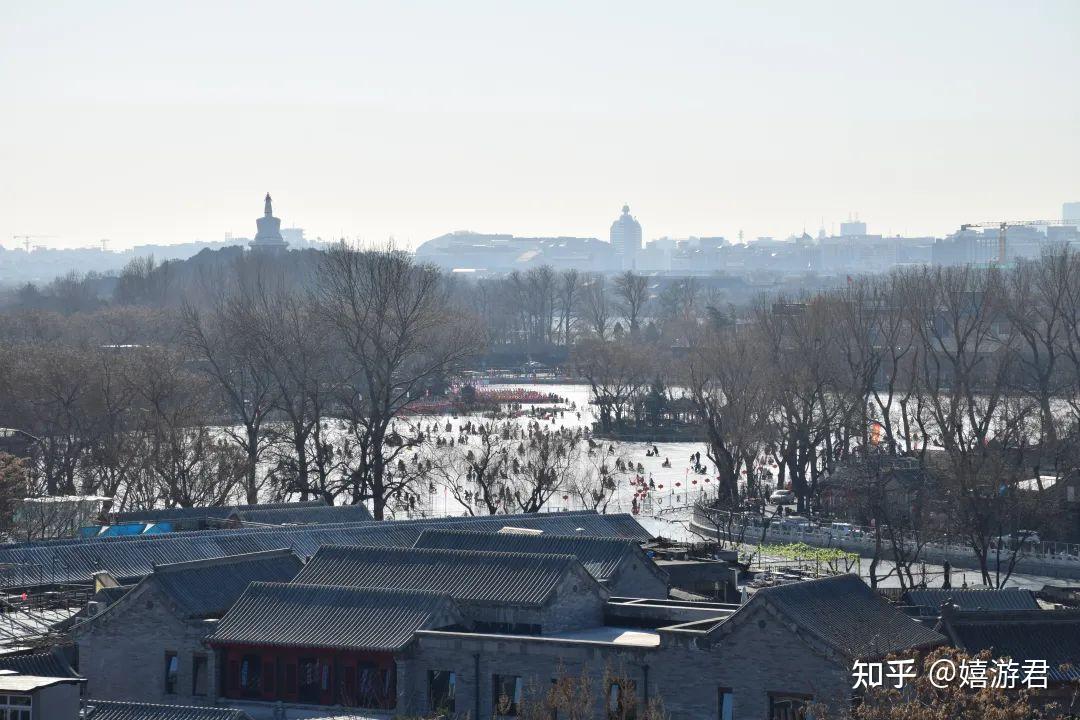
[73, 582, 217, 705]
[409, 605, 854, 720]
[409, 633, 650, 719]
[652, 605, 852, 719]
[608, 559, 668, 599]
[458, 568, 606, 636]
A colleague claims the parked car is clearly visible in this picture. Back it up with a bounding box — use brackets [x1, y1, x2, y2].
[829, 522, 857, 537]
[990, 531, 1042, 552]
[777, 516, 811, 533]
[769, 489, 796, 505]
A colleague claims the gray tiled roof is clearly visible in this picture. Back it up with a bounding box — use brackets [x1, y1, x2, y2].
[940, 609, 1080, 682]
[0, 649, 79, 678]
[595, 512, 655, 540]
[114, 500, 327, 524]
[150, 549, 304, 619]
[716, 574, 945, 659]
[294, 544, 602, 606]
[903, 588, 1039, 613]
[412, 528, 665, 585]
[232, 504, 373, 525]
[208, 582, 461, 652]
[85, 700, 252, 720]
[0, 511, 648, 590]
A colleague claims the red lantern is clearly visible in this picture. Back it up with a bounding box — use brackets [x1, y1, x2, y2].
[675, 482, 681, 488]
[692, 480, 697, 484]
[658, 484, 664, 490]
[704, 478, 710, 483]
[562, 495, 569, 500]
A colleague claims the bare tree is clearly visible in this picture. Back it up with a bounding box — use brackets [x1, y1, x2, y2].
[181, 271, 279, 504]
[1007, 250, 1073, 455]
[423, 421, 510, 515]
[580, 274, 611, 340]
[236, 282, 338, 502]
[314, 247, 484, 518]
[757, 299, 845, 514]
[81, 349, 144, 511]
[572, 339, 653, 433]
[128, 346, 245, 508]
[503, 427, 581, 513]
[613, 271, 649, 337]
[557, 269, 581, 345]
[683, 324, 772, 506]
[903, 265, 1033, 586]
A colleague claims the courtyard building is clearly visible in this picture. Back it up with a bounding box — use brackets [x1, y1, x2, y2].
[73, 549, 303, 704]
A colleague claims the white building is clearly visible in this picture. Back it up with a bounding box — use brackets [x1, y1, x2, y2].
[609, 204, 642, 269]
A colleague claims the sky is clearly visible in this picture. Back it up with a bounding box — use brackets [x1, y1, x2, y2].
[1, 0, 1078, 251]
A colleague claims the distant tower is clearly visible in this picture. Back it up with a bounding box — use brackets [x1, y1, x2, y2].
[609, 204, 642, 269]
[249, 193, 289, 255]
[1065, 202, 1080, 227]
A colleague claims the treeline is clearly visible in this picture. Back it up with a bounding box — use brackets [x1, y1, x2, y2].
[573, 248, 1080, 586]
[6, 240, 1080, 577]
[0, 246, 483, 521]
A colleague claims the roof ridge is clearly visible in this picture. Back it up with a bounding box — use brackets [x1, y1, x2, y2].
[152, 548, 296, 573]
[315, 543, 581, 564]
[755, 572, 856, 595]
[951, 608, 1080, 620]
[88, 698, 239, 709]
[250, 580, 455, 602]
[416, 528, 634, 544]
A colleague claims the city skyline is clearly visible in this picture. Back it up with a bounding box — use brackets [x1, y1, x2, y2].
[3, 1, 1079, 251]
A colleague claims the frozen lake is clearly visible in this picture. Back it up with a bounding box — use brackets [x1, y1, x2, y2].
[385, 382, 721, 519]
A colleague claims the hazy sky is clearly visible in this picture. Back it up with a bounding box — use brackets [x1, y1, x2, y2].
[2, 1, 1078, 250]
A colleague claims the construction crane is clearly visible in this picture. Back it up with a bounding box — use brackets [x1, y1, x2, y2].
[11, 235, 54, 252]
[959, 220, 1056, 265]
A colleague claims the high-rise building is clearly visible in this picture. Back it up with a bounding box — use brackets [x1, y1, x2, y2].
[1064, 202, 1080, 227]
[839, 220, 868, 237]
[609, 204, 642, 269]
[249, 193, 289, 255]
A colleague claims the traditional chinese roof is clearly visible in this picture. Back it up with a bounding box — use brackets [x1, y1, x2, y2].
[293, 544, 606, 607]
[230, 503, 373, 525]
[937, 609, 1080, 682]
[73, 549, 303, 631]
[84, 700, 252, 720]
[711, 574, 945, 659]
[207, 583, 462, 652]
[113, 500, 327, 524]
[149, 548, 304, 619]
[412, 528, 667, 587]
[903, 587, 1039, 615]
[0, 649, 80, 679]
[0, 511, 648, 591]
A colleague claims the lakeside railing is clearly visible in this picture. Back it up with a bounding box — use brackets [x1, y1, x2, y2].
[687, 503, 1080, 574]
